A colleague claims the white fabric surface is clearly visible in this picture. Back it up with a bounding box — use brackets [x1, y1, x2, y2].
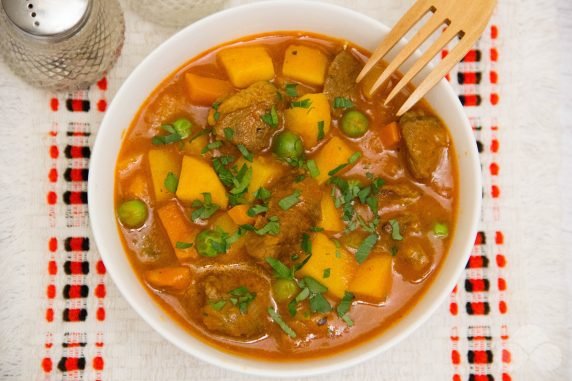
[0, 0, 570, 380]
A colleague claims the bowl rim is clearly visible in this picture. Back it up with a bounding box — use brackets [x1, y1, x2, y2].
[88, 0, 482, 377]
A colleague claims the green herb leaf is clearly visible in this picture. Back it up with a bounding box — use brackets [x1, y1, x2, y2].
[209, 300, 226, 311]
[310, 226, 324, 232]
[229, 286, 256, 314]
[229, 164, 252, 195]
[152, 123, 187, 145]
[309, 293, 332, 313]
[323, 268, 331, 279]
[268, 308, 297, 338]
[164, 172, 178, 193]
[348, 151, 362, 164]
[175, 241, 193, 249]
[306, 159, 320, 178]
[336, 291, 354, 320]
[355, 234, 378, 264]
[285, 83, 298, 97]
[303, 276, 328, 294]
[172, 118, 192, 139]
[288, 299, 298, 317]
[389, 219, 404, 241]
[254, 187, 271, 201]
[317, 120, 325, 141]
[201, 140, 223, 154]
[223, 127, 234, 140]
[191, 193, 220, 221]
[295, 287, 310, 302]
[265, 257, 292, 279]
[333, 97, 354, 109]
[391, 246, 398, 256]
[261, 105, 279, 128]
[333, 239, 342, 258]
[237, 144, 253, 162]
[212, 155, 236, 187]
[301, 233, 312, 254]
[328, 163, 348, 177]
[255, 216, 280, 236]
[247, 204, 268, 217]
[292, 253, 312, 273]
[291, 98, 312, 109]
[433, 222, 449, 237]
[278, 189, 302, 210]
[212, 102, 221, 121]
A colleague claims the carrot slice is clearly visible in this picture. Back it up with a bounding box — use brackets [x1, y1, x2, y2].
[156, 201, 198, 261]
[185, 73, 233, 105]
[379, 122, 401, 149]
[228, 205, 255, 226]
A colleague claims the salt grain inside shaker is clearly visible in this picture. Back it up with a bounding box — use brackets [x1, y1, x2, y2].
[0, 0, 125, 92]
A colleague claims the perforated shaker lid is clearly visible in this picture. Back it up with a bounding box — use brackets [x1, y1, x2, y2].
[1, 0, 91, 38]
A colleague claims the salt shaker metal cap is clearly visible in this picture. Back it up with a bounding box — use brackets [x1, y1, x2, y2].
[0, 0, 125, 91]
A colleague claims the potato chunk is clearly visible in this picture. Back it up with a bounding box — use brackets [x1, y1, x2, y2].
[218, 46, 275, 88]
[285, 93, 331, 149]
[176, 156, 228, 208]
[148, 149, 181, 202]
[349, 254, 393, 301]
[319, 194, 344, 232]
[298, 233, 358, 299]
[282, 45, 329, 86]
[313, 136, 356, 184]
[236, 156, 283, 200]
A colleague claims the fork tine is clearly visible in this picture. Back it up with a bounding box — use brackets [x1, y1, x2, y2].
[356, 0, 434, 83]
[384, 25, 460, 105]
[366, 11, 448, 96]
[396, 35, 476, 116]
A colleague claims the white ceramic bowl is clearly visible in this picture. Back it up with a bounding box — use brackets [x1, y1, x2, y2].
[89, 0, 481, 377]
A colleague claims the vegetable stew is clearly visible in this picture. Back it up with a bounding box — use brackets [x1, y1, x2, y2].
[114, 32, 457, 360]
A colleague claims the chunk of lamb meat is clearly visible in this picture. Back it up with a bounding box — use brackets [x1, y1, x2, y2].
[199, 269, 270, 339]
[399, 112, 449, 181]
[324, 50, 362, 107]
[213, 81, 281, 153]
[378, 183, 422, 210]
[394, 237, 434, 283]
[245, 177, 322, 261]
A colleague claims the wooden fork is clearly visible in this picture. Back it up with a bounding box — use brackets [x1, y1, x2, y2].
[356, 0, 496, 116]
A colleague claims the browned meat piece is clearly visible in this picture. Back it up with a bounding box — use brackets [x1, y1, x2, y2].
[213, 81, 281, 153]
[245, 177, 322, 260]
[378, 183, 422, 210]
[394, 237, 434, 283]
[399, 112, 449, 181]
[198, 269, 270, 339]
[324, 50, 362, 104]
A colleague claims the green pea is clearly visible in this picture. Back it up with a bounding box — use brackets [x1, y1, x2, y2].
[273, 131, 304, 160]
[341, 110, 369, 138]
[117, 199, 148, 229]
[195, 229, 226, 257]
[272, 278, 299, 303]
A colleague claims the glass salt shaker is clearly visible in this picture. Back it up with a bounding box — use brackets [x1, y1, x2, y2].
[126, 0, 229, 28]
[0, 0, 125, 92]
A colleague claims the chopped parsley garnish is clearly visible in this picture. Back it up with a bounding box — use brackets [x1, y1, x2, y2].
[323, 268, 331, 279]
[254, 187, 271, 201]
[391, 246, 398, 256]
[265, 257, 292, 279]
[229, 286, 256, 314]
[327, 152, 361, 176]
[189, 127, 212, 143]
[152, 121, 191, 145]
[309, 293, 332, 313]
[212, 155, 236, 187]
[333, 97, 354, 109]
[164, 172, 178, 193]
[303, 276, 328, 294]
[317, 120, 325, 141]
[209, 300, 226, 311]
[255, 216, 280, 235]
[355, 234, 378, 264]
[201, 140, 223, 154]
[268, 308, 297, 338]
[247, 204, 268, 217]
[261, 105, 279, 128]
[389, 219, 404, 241]
[433, 222, 449, 237]
[306, 159, 320, 178]
[336, 291, 355, 326]
[191, 193, 219, 221]
[278, 189, 302, 210]
[212, 102, 221, 121]
[223, 127, 234, 140]
[301, 233, 312, 254]
[237, 144, 253, 162]
[333, 239, 342, 258]
[229, 163, 252, 195]
[295, 287, 310, 302]
[311, 226, 324, 232]
[294, 174, 306, 183]
[291, 98, 312, 109]
[285, 83, 298, 97]
[175, 241, 193, 249]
